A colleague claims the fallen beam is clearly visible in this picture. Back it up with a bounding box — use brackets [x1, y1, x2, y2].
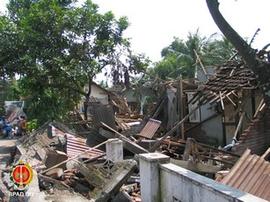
[150, 106, 200, 152]
[101, 122, 149, 154]
[41, 140, 109, 174]
[233, 112, 245, 140]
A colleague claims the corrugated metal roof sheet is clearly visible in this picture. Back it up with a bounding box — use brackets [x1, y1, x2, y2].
[221, 149, 270, 201]
[138, 118, 161, 139]
[66, 134, 104, 158]
[51, 126, 105, 159]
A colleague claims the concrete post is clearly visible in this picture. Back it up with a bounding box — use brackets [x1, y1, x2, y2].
[106, 138, 123, 162]
[139, 153, 170, 202]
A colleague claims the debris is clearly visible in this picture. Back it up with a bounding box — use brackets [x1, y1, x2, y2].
[136, 118, 161, 139]
[150, 106, 200, 152]
[45, 150, 68, 169]
[220, 149, 270, 201]
[171, 159, 222, 174]
[101, 122, 149, 154]
[45, 168, 64, 179]
[41, 139, 108, 174]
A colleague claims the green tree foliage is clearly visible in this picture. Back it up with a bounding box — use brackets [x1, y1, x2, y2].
[151, 30, 234, 79]
[0, 0, 145, 123]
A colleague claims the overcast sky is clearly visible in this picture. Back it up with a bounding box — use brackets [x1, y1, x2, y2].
[1, 0, 270, 63]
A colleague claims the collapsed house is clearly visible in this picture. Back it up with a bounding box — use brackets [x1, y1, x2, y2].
[1, 122, 139, 201]
[231, 105, 270, 155]
[187, 61, 263, 146]
[2, 57, 270, 201]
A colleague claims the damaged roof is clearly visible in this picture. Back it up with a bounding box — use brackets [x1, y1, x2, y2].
[232, 106, 270, 155]
[191, 61, 258, 105]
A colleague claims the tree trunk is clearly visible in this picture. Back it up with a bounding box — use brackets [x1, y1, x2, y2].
[205, 0, 257, 68]
[84, 77, 93, 120]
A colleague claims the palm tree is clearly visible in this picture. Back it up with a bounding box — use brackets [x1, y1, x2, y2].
[152, 30, 234, 79]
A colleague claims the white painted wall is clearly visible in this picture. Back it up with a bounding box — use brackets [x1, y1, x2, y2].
[139, 153, 266, 202]
[160, 163, 266, 202]
[77, 84, 109, 113]
[106, 138, 123, 162]
[90, 84, 108, 105]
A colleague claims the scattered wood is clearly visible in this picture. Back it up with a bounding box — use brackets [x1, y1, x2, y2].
[38, 174, 71, 189]
[41, 140, 109, 174]
[219, 91, 224, 110]
[150, 105, 200, 152]
[171, 159, 221, 174]
[101, 122, 149, 154]
[194, 49, 208, 77]
[233, 112, 245, 140]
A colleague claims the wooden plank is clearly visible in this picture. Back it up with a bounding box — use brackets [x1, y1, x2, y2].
[262, 147, 270, 160]
[250, 164, 270, 195]
[152, 97, 165, 119]
[171, 159, 221, 174]
[193, 49, 208, 77]
[253, 98, 264, 118]
[41, 140, 108, 174]
[179, 76, 185, 140]
[101, 122, 149, 154]
[233, 112, 245, 140]
[256, 174, 270, 198]
[226, 94, 236, 106]
[219, 91, 224, 110]
[199, 155, 235, 166]
[149, 105, 200, 152]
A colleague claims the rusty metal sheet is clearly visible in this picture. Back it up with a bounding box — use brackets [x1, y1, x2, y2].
[51, 125, 104, 158]
[221, 148, 270, 201]
[137, 118, 161, 139]
[66, 134, 104, 158]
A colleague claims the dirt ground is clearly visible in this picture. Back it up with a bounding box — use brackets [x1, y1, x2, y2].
[0, 138, 17, 201]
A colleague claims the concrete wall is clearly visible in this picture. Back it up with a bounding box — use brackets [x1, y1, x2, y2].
[90, 84, 108, 105]
[196, 89, 263, 146]
[200, 102, 223, 145]
[160, 163, 265, 202]
[139, 153, 266, 202]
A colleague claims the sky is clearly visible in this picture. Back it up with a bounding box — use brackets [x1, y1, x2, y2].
[1, 0, 270, 63]
[90, 0, 270, 62]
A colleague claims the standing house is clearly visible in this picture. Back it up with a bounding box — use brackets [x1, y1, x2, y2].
[186, 61, 263, 146]
[77, 82, 110, 113]
[88, 82, 109, 105]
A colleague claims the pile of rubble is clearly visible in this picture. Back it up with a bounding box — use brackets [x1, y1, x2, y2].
[1, 59, 270, 201]
[1, 122, 141, 201]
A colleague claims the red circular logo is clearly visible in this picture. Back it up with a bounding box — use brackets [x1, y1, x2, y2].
[11, 162, 33, 189]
